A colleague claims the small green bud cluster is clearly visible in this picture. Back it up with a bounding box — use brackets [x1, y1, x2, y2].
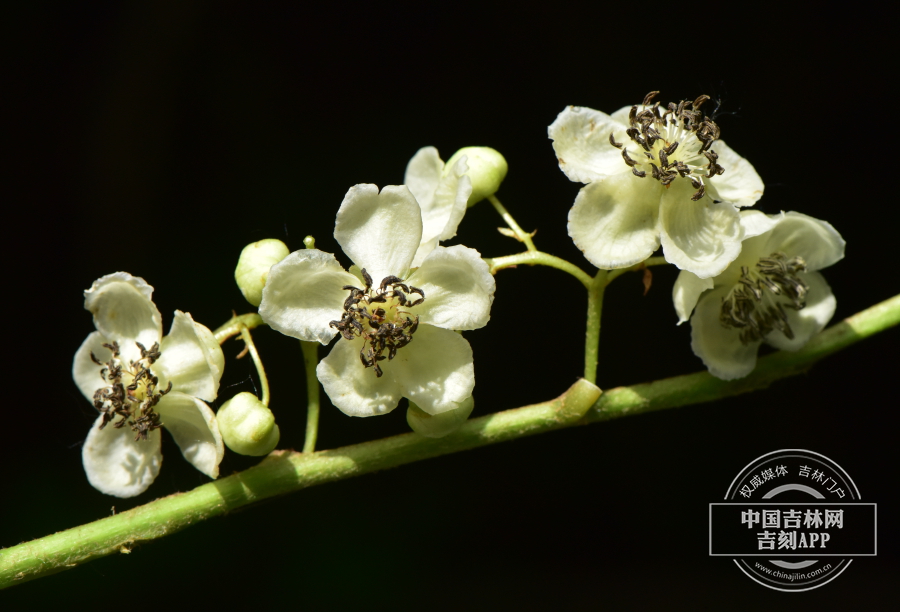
[444, 147, 508, 207]
[235, 239, 290, 306]
[217, 392, 280, 456]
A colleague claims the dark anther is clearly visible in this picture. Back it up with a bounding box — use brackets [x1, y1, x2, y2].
[642, 91, 660, 106]
[632, 167, 646, 178]
[343, 294, 360, 311]
[719, 253, 810, 344]
[609, 133, 623, 148]
[136, 341, 161, 363]
[621, 149, 637, 167]
[361, 268, 373, 290]
[693, 95, 710, 109]
[691, 184, 706, 201]
[664, 141, 679, 156]
[90, 352, 104, 366]
[379, 275, 405, 292]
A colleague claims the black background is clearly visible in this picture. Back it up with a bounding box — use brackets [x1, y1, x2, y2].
[5, 3, 898, 610]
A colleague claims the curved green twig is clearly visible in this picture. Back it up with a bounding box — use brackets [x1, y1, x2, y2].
[2, 294, 897, 589]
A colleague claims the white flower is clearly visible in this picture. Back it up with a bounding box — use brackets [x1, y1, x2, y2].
[403, 146, 473, 266]
[258, 184, 495, 417]
[73, 273, 225, 497]
[549, 92, 765, 278]
[673, 211, 845, 380]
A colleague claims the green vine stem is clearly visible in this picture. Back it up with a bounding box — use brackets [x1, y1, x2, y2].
[2, 294, 897, 588]
[488, 195, 537, 252]
[300, 341, 321, 453]
[238, 324, 270, 407]
[486, 251, 592, 288]
[584, 271, 608, 384]
[213, 313, 265, 345]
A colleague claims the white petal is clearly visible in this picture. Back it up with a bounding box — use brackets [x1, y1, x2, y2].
[706, 139, 765, 208]
[82, 414, 162, 498]
[411, 156, 472, 267]
[156, 392, 224, 479]
[765, 272, 837, 351]
[549, 106, 631, 183]
[259, 249, 358, 345]
[390, 325, 475, 415]
[334, 184, 423, 281]
[433, 159, 471, 242]
[672, 272, 714, 324]
[408, 245, 495, 331]
[84, 272, 162, 362]
[73, 331, 110, 402]
[689, 287, 761, 380]
[404, 146, 443, 212]
[659, 182, 743, 278]
[762, 212, 845, 272]
[567, 174, 661, 269]
[316, 337, 404, 417]
[156, 311, 225, 402]
[609, 104, 634, 124]
[740, 209, 782, 240]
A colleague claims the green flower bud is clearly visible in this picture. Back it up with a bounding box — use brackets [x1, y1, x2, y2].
[406, 396, 475, 438]
[235, 239, 290, 306]
[217, 392, 280, 456]
[444, 147, 508, 207]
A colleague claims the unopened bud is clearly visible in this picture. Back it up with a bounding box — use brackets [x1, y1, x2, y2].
[444, 147, 508, 206]
[406, 396, 475, 438]
[235, 239, 290, 306]
[217, 392, 280, 456]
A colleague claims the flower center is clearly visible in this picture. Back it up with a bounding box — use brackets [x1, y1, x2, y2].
[330, 268, 425, 377]
[609, 91, 725, 201]
[719, 252, 810, 344]
[90, 340, 171, 441]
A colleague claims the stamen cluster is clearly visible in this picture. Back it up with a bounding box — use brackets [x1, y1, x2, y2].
[609, 91, 725, 201]
[90, 340, 171, 441]
[330, 268, 425, 377]
[720, 252, 809, 344]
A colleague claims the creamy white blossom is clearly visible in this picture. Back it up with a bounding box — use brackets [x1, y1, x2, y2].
[673, 211, 845, 379]
[549, 92, 765, 278]
[259, 184, 495, 417]
[73, 273, 225, 497]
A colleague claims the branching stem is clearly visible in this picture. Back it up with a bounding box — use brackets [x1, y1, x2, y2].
[213, 313, 265, 344]
[301, 341, 320, 453]
[488, 194, 537, 252]
[486, 251, 593, 288]
[584, 271, 607, 384]
[237, 324, 270, 406]
[3, 294, 897, 589]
